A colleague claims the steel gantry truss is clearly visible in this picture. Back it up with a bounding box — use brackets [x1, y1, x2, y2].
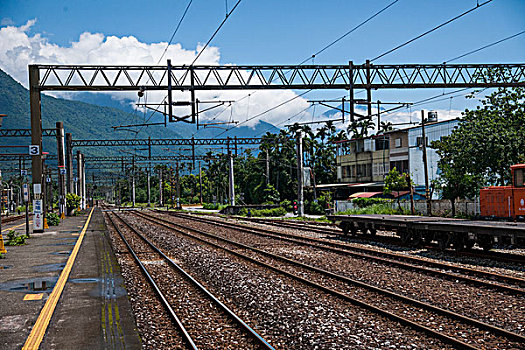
[84, 155, 217, 162]
[71, 137, 262, 147]
[28, 61, 525, 232]
[0, 129, 57, 137]
[35, 63, 525, 90]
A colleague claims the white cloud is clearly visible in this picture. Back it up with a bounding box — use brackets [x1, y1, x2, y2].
[0, 20, 310, 128]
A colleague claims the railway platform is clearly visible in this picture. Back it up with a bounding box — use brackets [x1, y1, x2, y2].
[0, 208, 140, 349]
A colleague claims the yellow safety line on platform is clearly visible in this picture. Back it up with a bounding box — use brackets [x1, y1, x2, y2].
[23, 208, 95, 350]
[1, 221, 32, 233]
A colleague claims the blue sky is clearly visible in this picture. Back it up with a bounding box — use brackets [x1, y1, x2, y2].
[1, 0, 524, 133]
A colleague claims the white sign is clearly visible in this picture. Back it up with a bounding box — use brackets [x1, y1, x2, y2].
[33, 199, 43, 214]
[29, 145, 40, 156]
[46, 177, 51, 183]
[33, 184, 41, 194]
[74, 177, 78, 182]
[23, 183, 29, 202]
[21, 169, 28, 176]
[59, 168, 66, 175]
[34, 212, 43, 230]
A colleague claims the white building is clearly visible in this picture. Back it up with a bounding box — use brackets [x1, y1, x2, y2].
[408, 118, 460, 198]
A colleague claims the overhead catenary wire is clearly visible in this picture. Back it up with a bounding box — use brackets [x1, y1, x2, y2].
[371, 0, 493, 62]
[213, 1, 399, 136]
[444, 29, 525, 63]
[297, 0, 400, 65]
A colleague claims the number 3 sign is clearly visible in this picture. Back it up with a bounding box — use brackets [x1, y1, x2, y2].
[29, 145, 40, 155]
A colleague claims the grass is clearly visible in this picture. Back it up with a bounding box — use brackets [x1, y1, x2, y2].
[337, 203, 410, 215]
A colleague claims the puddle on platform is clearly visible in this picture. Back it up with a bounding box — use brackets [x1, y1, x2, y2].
[46, 242, 76, 246]
[70, 278, 100, 284]
[0, 277, 58, 293]
[0, 265, 13, 270]
[50, 250, 72, 256]
[33, 263, 66, 272]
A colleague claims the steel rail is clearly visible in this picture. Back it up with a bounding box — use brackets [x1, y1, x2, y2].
[131, 210, 491, 349]
[111, 212, 276, 350]
[1, 214, 26, 224]
[135, 210, 525, 345]
[105, 213, 198, 350]
[167, 211, 525, 295]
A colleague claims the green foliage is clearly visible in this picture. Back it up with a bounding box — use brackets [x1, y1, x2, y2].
[433, 87, 525, 187]
[202, 203, 227, 210]
[239, 207, 287, 217]
[338, 203, 409, 215]
[280, 199, 292, 212]
[66, 193, 81, 210]
[352, 197, 391, 208]
[383, 167, 412, 210]
[46, 212, 60, 226]
[6, 230, 28, 246]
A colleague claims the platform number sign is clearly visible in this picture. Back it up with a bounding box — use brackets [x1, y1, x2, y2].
[59, 168, 66, 175]
[21, 169, 28, 176]
[28, 145, 40, 156]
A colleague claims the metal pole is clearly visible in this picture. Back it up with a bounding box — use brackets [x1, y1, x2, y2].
[76, 151, 81, 197]
[176, 162, 181, 209]
[421, 110, 431, 216]
[132, 156, 136, 207]
[167, 59, 173, 122]
[56, 122, 66, 218]
[199, 161, 203, 204]
[82, 155, 86, 209]
[366, 60, 372, 125]
[29, 65, 44, 232]
[159, 168, 163, 207]
[228, 150, 235, 206]
[147, 168, 151, 207]
[296, 131, 304, 217]
[265, 149, 270, 185]
[66, 133, 74, 194]
[349, 61, 355, 122]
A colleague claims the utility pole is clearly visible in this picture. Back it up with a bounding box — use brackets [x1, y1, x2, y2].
[76, 151, 81, 198]
[29, 65, 44, 232]
[296, 131, 304, 217]
[159, 168, 163, 207]
[81, 155, 86, 209]
[56, 122, 66, 218]
[147, 168, 151, 207]
[421, 110, 431, 216]
[228, 150, 235, 206]
[66, 133, 74, 195]
[176, 162, 181, 209]
[199, 161, 203, 204]
[132, 155, 136, 207]
[265, 149, 270, 185]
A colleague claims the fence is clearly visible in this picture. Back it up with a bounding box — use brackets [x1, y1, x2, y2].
[334, 198, 480, 217]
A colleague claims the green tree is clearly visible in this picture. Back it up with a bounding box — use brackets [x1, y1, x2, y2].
[383, 167, 411, 210]
[434, 87, 525, 186]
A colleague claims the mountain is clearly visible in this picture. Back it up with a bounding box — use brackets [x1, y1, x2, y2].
[0, 69, 279, 165]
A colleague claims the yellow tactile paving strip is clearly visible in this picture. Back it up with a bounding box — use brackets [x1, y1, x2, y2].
[22, 208, 95, 350]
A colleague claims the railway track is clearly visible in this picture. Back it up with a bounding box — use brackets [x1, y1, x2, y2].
[164, 211, 525, 295]
[105, 211, 275, 350]
[1, 214, 26, 225]
[238, 216, 525, 264]
[133, 210, 525, 349]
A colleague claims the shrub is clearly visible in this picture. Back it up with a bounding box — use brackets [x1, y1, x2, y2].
[305, 200, 324, 215]
[46, 212, 60, 226]
[280, 199, 292, 212]
[240, 207, 286, 217]
[338, 203, 410, 215]
[66, 193, 81, 210]
[202, 203, 226, 210]
[6, 230, 28, 246]
[352, 197, 391, 208]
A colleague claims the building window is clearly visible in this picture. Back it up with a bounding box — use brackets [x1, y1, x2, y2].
[416, 136, 428, 147]
[375, 137, 389, 150]
[395, 138, 402, 148]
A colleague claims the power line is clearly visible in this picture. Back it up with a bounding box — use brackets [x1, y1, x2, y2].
[216, 90, 312, 137]
[445, 30, 525, 63]
[298, 0, 400, 65]
[371, 0, 493, 62]
[157, 0, 194, 64]
[191, 0, 243, 65]
[211, 1, 396, 136]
